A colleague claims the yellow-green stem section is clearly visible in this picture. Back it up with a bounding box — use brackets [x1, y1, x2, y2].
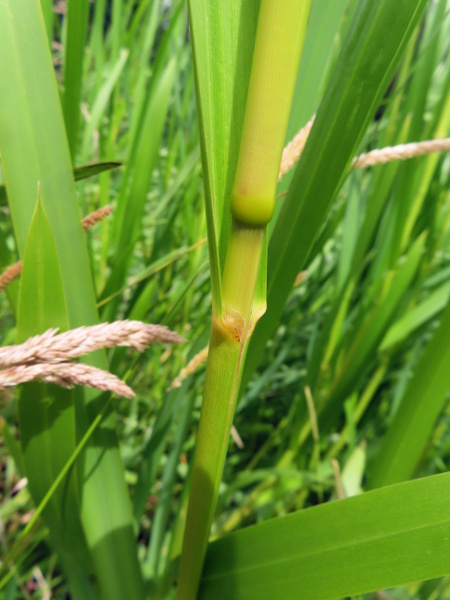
[231, 0, 311, 226]
[221, 224, 265, 339]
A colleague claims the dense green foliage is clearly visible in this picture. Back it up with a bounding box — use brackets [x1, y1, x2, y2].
[1, 0, 450, 598]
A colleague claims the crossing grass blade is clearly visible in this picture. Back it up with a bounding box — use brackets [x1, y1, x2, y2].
[200, 472, 450, 600]
[369, 297, 450, 488]
[380, 281, 450, 350]
[275, 0, 350, 202]
[0, 163, 121, 205]
[243, 0, 430, 389]
[73, 161, 123, 181]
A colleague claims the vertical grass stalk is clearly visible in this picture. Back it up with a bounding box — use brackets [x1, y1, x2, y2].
[63, 0, 90, 158]
[176, 2, 312, 598]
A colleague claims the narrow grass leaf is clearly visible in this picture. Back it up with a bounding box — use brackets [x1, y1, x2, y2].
[369, 296, 450, 488]
[73, 161, 123, 181]
[80, 49, 129, 161]
[244, 0, 429, 387]
[0, 162, 121, 203]
[275, 0, 350, 202]
[63, 0, 90, 158]
[187, 0, 261, 315]
[132, 390, 183, 526]
[319, 234, 425, 425]
[100, 57, 177, 319]
[380, 281, 450, 350]
[144, 385, 196, 582]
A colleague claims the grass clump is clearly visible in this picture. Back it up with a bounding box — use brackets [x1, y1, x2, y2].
[1, 1, 450, 599]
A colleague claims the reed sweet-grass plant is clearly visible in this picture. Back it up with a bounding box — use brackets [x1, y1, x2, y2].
[2, 0, 450, 599]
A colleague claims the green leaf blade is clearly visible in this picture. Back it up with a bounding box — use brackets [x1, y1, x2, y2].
[320, 234, 425, 426]
[244, 0, 429, 387]
[188, 0, 261, 314]
[369, 298, 450, 488]
[0, 2, 145, 596]
[17, 196, 69, 337]
[73, 162, 123, 182]
[17, 195, 90, 570]
[201, 473, 450, 600]
[63, 0, 90, 158]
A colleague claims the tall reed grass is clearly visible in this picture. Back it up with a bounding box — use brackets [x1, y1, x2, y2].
[1, 1, 450, 598]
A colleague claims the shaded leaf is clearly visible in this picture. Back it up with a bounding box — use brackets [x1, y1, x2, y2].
[73, 161, 122, 181]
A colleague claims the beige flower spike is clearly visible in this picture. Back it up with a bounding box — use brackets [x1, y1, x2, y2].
[0, 321, 184, 398]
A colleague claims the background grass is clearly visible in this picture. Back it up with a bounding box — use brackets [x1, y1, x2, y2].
[1, 0, 450, 598]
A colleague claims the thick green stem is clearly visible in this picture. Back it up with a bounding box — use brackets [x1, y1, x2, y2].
[177, 1, 312, 597]
[176, 326, 243, 600]
[231, 0, 312, 226]
[177, 222, 264, 600]
[176, 225, 265, 600]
